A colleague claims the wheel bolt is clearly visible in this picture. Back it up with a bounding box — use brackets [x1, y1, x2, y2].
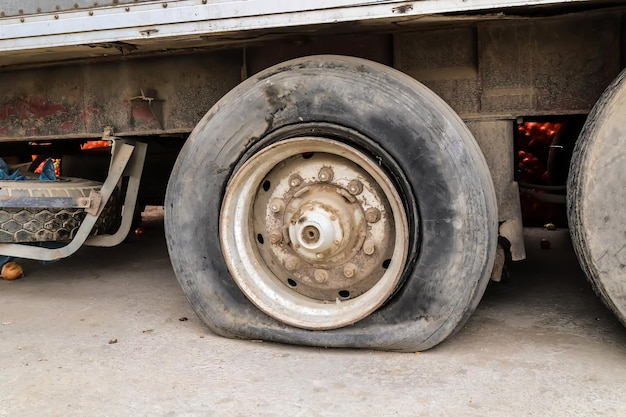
[363, 240, 375, 255]
[343, 263, 357, 278]
[347, 180, 363, 195]
[285, 257, 300, 271]
[365, 207, 381, 223]
[318, 167, 334, 182]
[289, 175, 302, 188]
[270, 199, 284, 213]
[314, 269, 329, 283]
[269, 230, 283, 244]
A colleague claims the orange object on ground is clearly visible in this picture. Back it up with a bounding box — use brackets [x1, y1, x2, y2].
[1, 262, 24, 280]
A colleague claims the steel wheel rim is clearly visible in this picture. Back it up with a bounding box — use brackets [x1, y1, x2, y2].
[220, 137, 409, 329]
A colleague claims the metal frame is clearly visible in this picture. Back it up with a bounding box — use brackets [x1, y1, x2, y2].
[0, 139, 147, 261]
[0, 196, 91, 209]
[85, 139, 147, 247]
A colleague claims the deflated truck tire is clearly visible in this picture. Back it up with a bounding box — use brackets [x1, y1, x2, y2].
[165, 55, 498, 351]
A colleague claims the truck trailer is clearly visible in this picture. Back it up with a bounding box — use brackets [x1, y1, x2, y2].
[0, 0, 624, 351]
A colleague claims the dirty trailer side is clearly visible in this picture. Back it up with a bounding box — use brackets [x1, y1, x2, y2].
[0, 0, 624, 351]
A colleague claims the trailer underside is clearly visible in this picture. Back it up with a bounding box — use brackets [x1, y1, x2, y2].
[1, 6, 622, 259]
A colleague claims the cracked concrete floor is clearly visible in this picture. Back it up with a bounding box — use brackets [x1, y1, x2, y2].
[1, 213, 625, 417]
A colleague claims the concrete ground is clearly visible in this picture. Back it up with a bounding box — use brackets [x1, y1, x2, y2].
[1, 210, 625, 417]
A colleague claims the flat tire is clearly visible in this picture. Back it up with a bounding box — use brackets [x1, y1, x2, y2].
[165, 55, 498, 351]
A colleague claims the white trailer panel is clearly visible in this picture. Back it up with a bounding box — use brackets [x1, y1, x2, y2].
[1, 0, 593, 54]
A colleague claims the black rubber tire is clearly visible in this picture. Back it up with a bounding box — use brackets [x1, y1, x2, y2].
[165, 55, 498, 351]
[0, 175, 120, 242]
[568, 68, 626, 326]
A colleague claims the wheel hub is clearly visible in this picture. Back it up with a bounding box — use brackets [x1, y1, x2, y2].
[289, 199, 343, 257]
[259, 159, 394, 301]
[285, 187, 363, 266]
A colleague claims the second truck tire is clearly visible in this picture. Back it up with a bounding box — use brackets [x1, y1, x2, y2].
[568, 68, 626, 327]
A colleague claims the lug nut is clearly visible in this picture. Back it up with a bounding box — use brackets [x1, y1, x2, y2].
[289, 175, 302, 188]
[269, 230, 283, 244]
[365, 207, 381, 223]
[314, 269, 329, 283]
[285, 257, 300, 271]
[363, 240, 375, 255]
[343, 263, 357, 278]
[347, 180, 363, 195]
[318, 167, 334, 182]
[270, 199, 284, 213]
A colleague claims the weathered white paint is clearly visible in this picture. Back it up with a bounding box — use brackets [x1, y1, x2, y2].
[0, 0, 591, 53]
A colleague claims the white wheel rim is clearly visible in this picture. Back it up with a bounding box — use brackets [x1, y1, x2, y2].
[220, 137, 409, 329]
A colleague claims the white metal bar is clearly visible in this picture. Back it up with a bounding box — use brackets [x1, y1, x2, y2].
[0, 0, 593, 53]
[0, 196, 91, 209]
[85, 140, 147, 248]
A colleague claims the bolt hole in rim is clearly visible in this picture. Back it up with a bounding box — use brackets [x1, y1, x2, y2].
[220, 137, 409, 329]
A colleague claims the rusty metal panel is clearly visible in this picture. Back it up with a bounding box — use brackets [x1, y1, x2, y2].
[465, 120, 520, 223]
[465, 119, 525, 261]
[246, 33, 393, 76]
[532, 17, 620, 111]
[479, 13, 621, 114]
[478, 23, 533, 113]
[394, 27, 481, 115]
[0, 50, 242, 140]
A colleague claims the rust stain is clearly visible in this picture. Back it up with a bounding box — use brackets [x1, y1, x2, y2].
[59, 121, 75, 131]
[131, 103, 156, 121]
[0, 96, 93, 138]
[79, 105, 99, 125]
[14, 97, 67, 120]
[0, 104, 17, 121]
